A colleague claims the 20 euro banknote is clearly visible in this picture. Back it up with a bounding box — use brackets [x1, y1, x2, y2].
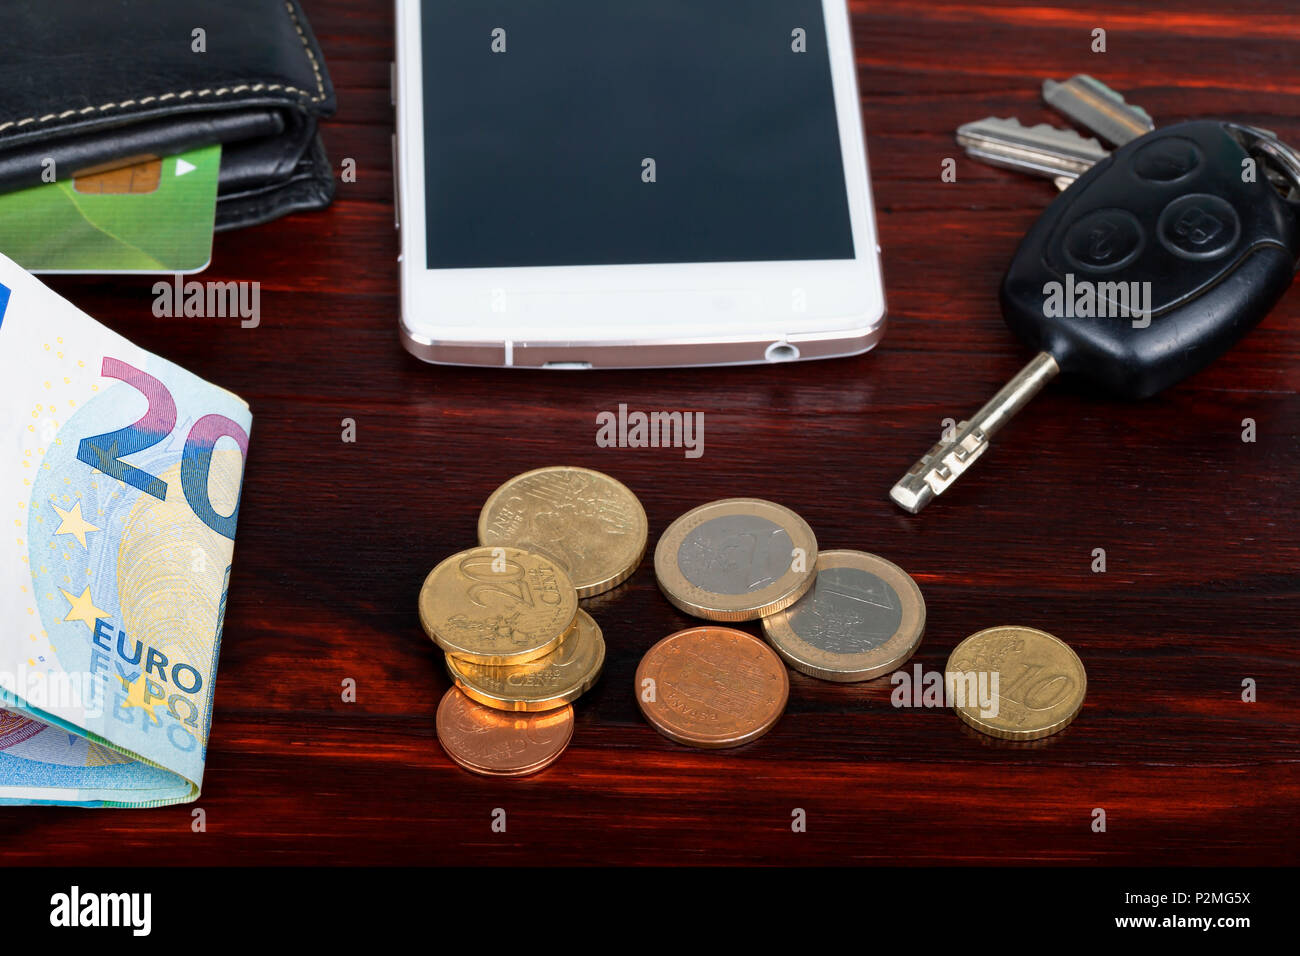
[0, 254, 250, 806]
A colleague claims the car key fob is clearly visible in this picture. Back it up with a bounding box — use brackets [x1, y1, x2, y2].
[1000, 120, 1300, 399]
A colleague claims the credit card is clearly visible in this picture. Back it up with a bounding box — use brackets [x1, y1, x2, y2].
[0, 144, 221, 274]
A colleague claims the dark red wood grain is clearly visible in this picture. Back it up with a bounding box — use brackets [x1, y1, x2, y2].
[2, 0, 1297, 866]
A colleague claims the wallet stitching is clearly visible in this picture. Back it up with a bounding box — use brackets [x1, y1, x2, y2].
[0, 2, 327, 134]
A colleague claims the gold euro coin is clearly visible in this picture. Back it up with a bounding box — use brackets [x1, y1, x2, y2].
[945, 626, 1086, 741]
[761, 550, 925, 682]
[445, 609, 605, 712]
[419, 546, 578, 665]
[478, 466, 648, 598]
[654, 498, 818, 621]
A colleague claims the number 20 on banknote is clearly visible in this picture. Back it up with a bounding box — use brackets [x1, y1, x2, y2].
[74, 356, 248, 540]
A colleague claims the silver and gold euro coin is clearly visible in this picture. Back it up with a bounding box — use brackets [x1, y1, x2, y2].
[654, 498, 818, 622]
[762, 550, 925, 682]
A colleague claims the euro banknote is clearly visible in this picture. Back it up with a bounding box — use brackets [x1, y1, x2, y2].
[0, 253, 250, 806]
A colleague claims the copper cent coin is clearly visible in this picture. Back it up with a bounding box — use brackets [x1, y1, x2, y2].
[635, 627, 789, 749]
[436, 687, 574, 776]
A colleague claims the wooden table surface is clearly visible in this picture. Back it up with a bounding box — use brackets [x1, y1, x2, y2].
[5, 0, 1298, 866]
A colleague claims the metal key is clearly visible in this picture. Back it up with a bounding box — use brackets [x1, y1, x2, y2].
[957, 117, 1109, 188]
[889, 358, 1058, 513]
[958, 75, 1153, 190]
[1042, 74, 1154, 146]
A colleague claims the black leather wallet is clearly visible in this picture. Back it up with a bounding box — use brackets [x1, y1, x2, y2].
[0, 0, 337, 230]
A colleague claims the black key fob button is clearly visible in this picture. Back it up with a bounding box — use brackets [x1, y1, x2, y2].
[1063, 208, 1145, 272]
[1132, 136, 1202, 183]
[1158, 193, 1240, 260]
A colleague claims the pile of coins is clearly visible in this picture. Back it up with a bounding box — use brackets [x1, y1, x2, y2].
[422, 474, 1090, 775]
[643, 498, 929, 748]
[420, 467, 647, 776]
[648, 497, 1087, 746]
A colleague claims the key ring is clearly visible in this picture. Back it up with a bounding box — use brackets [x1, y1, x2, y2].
[1228, 124, 1300, 201]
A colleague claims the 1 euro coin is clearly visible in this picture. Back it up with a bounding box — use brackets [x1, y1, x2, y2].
[762, 550, 925, 682]
[654, 498, 817, 622]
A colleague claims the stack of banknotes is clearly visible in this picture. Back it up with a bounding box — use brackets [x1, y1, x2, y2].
[0, 253, 251, 806]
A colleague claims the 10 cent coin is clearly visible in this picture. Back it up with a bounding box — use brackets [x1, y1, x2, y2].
[945, 625, 1087, 741]
[445, 609, 605, 712]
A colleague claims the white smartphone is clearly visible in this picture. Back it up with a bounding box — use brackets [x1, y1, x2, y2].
[394, 0, 886, 368]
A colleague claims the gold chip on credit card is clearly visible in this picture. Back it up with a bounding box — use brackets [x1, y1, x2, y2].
[72, 155, 162, 195]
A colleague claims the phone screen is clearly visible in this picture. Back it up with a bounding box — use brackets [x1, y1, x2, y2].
[421, 0, 856, 269]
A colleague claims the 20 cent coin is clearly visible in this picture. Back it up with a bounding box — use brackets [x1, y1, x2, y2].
[419, 546, 578, 665]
